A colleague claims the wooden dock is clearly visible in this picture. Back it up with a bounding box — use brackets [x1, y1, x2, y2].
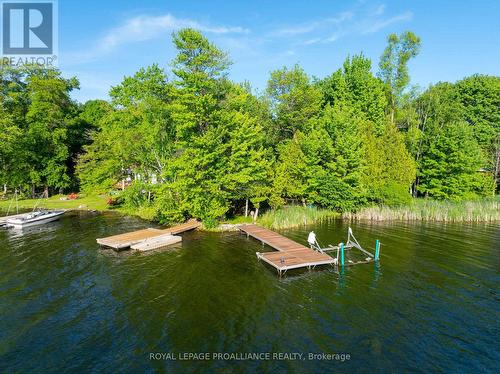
[240, 224, 336, 275]
[96, 219, 200, 250]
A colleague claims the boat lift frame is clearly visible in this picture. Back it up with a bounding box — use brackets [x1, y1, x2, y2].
[311, 227, 381, 267]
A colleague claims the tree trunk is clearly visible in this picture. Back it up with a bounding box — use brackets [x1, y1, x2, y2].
[244, 199, 249, 217]
[253, 207, 259, 223]
[43, 186, 49, 198]
[32, 184, 36, 199]
[3, 184, 6, 195]
[122, 179, 125, 190]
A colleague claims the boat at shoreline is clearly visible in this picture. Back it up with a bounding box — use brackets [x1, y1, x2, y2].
[6, 210, 65, 229]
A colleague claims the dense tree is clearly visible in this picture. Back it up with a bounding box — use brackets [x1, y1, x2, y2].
[320, 54, 388, 132]
[266, 65, 322, 142]
[403, 81, 496, 198]
[315, 105, 368, 210]
[418, 122, 491, 199]
[78, 65, 174, 192]
[378, 31, 421, 125]
[0, 67, 80, 196]
[455, 75, 500, 188]
[364, 123, 416, 204]
[165, 30, 271, 225]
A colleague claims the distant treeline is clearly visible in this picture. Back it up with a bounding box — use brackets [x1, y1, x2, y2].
[0, 29, 498, 225]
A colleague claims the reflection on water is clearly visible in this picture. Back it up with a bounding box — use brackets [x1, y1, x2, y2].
[0, 211, 498, 372]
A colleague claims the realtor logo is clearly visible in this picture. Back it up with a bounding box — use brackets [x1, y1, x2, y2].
[2, 1, 56, 55]
[1, 0, 57, 67]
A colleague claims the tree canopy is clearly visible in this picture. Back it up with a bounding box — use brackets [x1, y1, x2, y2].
[1, 29, 497, 224]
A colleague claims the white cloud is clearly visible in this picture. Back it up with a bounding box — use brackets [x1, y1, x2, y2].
[299, 31, 344, 46]
[99, 14, 248, 51]
[301, 38, 322, 46]
[276, 5, 412, 47]
[274, 11, 353, 36]
[62, 13, 248, 65]
[362, 11, 413, 34]
[325, 32, 343, 43]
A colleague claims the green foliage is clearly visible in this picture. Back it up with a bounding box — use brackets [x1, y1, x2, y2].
[315, 175, 361, 211]
[153, 30, 271, 223]
[273, 136, 309, 201]
[363, 122, 415, 205]
[0, 66, 81, 194]
[153, 184, 185, 224]
[455, 75, 500, 188]
[455, 75, 500, 148]
[259, 205, 338, 230]
[172, 28, 230, 89]
[378, 31, 421, 123]
[77, 65, 174, 193]
[2, 29, 498, 227]
[404, 80, 497, 199]
[319, 54, 388, 132]
[266, 65, 322, 141]
[120, 181, 151, 208]
[418, 122, 490, 199]
[376, 182, 413, 206]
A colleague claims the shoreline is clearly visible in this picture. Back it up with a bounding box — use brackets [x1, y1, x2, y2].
[1, 195, 499, 231]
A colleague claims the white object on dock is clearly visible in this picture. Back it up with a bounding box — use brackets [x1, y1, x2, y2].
[130, 234, 182, 251]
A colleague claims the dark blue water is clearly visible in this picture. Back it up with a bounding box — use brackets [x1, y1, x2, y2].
[0, 211, 498, 372]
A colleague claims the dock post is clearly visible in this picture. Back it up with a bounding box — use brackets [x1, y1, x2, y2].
[340, 243, 345, 267]
[374, 240, 380, 261]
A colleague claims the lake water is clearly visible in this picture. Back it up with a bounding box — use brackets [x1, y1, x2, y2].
[0, 211, 498, 372]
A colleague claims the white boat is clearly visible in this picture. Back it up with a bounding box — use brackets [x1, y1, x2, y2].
[6, 210, 65, 228]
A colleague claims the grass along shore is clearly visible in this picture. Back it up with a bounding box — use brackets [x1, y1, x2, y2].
[1, 195, 498, 227]
[257, 206, 339, 230]
[0, 195, 337, 230]
[0, 194, 109, 212]
[0, 194, 161, 222]
[343, 197, 500, 222]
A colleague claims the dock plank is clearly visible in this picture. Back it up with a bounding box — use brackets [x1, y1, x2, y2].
[240, 224, 336, 274]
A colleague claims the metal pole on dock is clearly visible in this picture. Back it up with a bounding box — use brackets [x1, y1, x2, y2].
[375, 240, 380, 261]
[340, 243, 345, 267]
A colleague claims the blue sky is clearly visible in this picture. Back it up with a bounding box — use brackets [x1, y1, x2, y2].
[57, 0, 500, 102]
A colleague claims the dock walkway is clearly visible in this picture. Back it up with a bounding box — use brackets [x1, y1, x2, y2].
[97, 219, 200, 250]
[240, 224, 336, 275]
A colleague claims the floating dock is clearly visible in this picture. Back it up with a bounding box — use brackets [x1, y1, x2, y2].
[96, 219, 200, 250]
[240, 224, 336, 275]
[130, 234, 182, 251]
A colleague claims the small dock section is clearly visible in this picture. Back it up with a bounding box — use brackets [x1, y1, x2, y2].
[97, 219, 200, 250]
[130, 234, 182, 251]
[240, 224, 336, 275]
